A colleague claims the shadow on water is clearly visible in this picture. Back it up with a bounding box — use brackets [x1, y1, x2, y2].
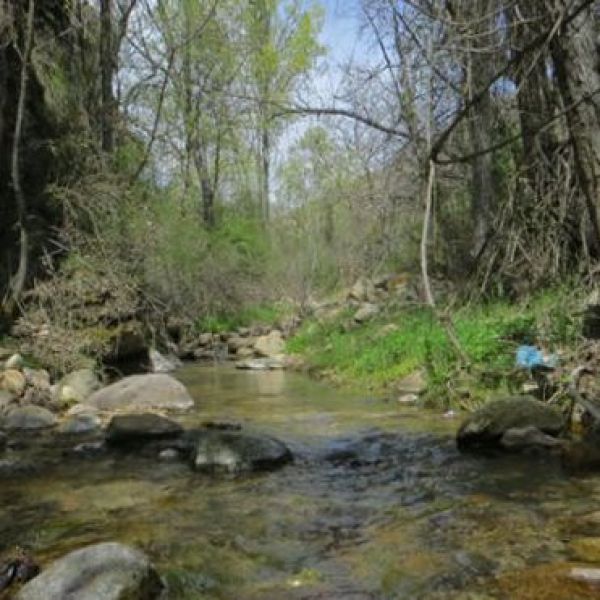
[2, 364, 600, 598]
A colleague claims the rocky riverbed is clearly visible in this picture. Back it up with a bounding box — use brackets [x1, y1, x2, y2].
[2, 365, 600, 598]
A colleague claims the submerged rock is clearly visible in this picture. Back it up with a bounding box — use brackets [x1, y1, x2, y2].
[457, 396, 564, 451]
[15, 542, 164, 600]
[192, 430, 292, 473]
[3, 405, 57, 431]
[85, 374, 194, 412]
[235, 357, 284, 370]
[106, 413, 183, 445]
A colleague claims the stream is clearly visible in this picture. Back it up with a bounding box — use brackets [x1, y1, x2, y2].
[2, 364, 600, 599]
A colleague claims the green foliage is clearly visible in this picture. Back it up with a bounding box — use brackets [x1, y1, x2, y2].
[288, 287, 582, 396]
[195, 302, 291, 333]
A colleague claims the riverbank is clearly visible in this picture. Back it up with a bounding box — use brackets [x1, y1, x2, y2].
[286, 286, 584, 409]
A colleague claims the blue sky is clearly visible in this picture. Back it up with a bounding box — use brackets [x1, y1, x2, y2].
[319, 0, 362, 65]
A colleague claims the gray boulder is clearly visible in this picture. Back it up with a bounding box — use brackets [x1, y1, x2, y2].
[3, 405, 57, 431]
[15, 542, 164, 600]
[106, 413, 183, 445]
[193, 430, 292, 473]
[55, 369, 102, 406]
[354, 303, 380, 323]
[85, 374, 194, 412]
[58, 413, 102, 435]
[457, 396, 564, 451]
[148, 348, 181, 373]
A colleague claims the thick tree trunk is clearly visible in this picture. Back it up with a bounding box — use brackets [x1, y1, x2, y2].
[549, 0, 600, 253]
[463, 0, 499, 259]
[511, 3, 558, 178]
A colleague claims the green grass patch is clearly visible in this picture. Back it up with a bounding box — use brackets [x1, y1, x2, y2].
[287, 287, 582, 396]
[195, 302, 293, 334]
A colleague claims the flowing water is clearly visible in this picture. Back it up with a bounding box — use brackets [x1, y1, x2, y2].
[2, 365, 600, 599]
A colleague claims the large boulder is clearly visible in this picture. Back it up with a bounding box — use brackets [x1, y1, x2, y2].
[85, 374, 194, 412]
[193, 430, 293, 473]
[457, 396, 564, 451]
[106, 413, 183, 445]
[55, 369, 102, 406]
[15, 542, 164, 600]
[254, 330, 284, 358]
[3, 405, 57, 431]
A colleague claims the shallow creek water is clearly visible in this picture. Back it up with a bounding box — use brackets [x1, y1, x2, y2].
[3, 365, 600, 598]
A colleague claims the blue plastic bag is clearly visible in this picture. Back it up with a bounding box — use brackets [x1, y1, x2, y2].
[516, 345, 545, 369]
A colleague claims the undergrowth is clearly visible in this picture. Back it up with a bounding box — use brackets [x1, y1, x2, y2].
[287, 287, 582, 406]
[195, 302, 294, 333]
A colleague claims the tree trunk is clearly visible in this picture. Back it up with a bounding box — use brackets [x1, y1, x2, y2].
[549, 0, 600, 253]
[261, 125, 270, 221]
[7, 0, 35, 308]
[463, 0, 499, 259]
[100, 0, 114, 153]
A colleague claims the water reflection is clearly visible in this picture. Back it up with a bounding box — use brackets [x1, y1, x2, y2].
[1, 365, 600, 599]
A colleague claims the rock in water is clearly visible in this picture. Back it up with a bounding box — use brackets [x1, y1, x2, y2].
[500, 426, 564, 451]
[58, 413, 101, 435]
[106, 413, 183, 445]
[148, 348, 181, 373]
[15, 542, 164, 600]
[456, 396, 564, 451]
[85, 374, 194, 412]
[235, 358, 284, 370]
[193, 430, 292, 473]
[3, 405, 57, 431]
